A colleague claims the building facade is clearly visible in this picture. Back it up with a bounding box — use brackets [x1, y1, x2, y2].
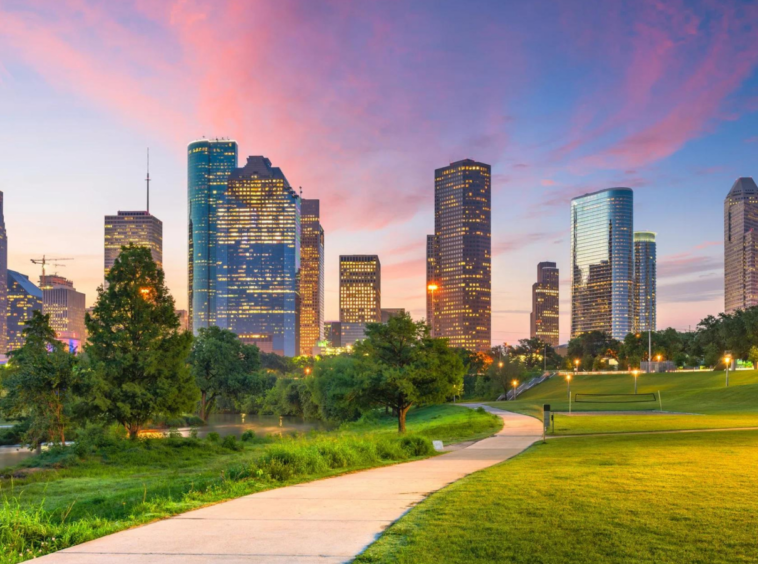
[299, 199, 324, 355]
[381, 308, 405, 323]
[188, 139, 238, 333]
[0, 193, 7, 355]
[215, 156, 300, 357]
[530, 262, 559, 347]
[7, 270, 42, 351]
[633, 232, 657, 333]
[104, 211, 163, 279]
[40, 275, 86, 352]
[426, 159, 491, 351]
[570, 188, 634, 340]
[724, 177, 758, 313]
[324, 321, 342, 348]
[339, 255, 381, 346]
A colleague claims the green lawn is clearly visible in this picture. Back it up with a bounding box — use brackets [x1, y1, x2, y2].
[356, 430, 758, 564]
[486, 369, 758, 434]
[0, 405, 502, 564]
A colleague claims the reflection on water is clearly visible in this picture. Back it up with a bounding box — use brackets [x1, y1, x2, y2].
[177, 413, 327, 439]
[0, 445, 35, 470]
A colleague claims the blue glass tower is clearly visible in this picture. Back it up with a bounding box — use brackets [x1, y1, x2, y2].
[216, 156, 300, 357]
[187, 139, 238, 333]
[570, 188, 633, 340]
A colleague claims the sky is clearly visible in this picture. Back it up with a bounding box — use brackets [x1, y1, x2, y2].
[0, 0, 756, 345]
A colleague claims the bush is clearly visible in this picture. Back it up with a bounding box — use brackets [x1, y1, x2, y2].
[400, 435, 434, 457]
[206, 432, 221, 443]
[240, 430, 256, 442]
[221, 435, 242, 451]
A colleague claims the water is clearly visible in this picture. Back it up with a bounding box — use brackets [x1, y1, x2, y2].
[177, 413, 327, 439]
[0, 445, 35, 470]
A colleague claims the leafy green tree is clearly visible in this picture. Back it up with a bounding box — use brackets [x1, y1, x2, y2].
[309, 355, 363, 422]
[85, 245, 197, 438]
[749, 346, 758, 369]
[189, 326, 260, 421]
[0, 311, 78, 446]
[487, 355, 526, 396]
[353, 313, 464, 433]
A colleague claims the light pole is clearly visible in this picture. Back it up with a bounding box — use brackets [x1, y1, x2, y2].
[427, 284, 438, 337]
[304, 367, 311, 377]
[566, 373, 572, 399]
[511, 379, 518, 400]
[574, 358, 580, 379]
[632, 369, 639, 394]
[724, 355, 732, 387]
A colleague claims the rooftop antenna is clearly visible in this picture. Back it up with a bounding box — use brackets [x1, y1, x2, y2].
[146, 148, 150, 213]
[299, 186, 303, 197]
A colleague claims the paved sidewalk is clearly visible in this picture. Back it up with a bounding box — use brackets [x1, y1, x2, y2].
[36, 405, 543, 564]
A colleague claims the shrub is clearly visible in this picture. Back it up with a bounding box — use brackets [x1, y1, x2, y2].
[400, 435, 434, 457]
[221, 435, 242, 451]
[240, 430, 256, 442]
[206, 432, 221, 443]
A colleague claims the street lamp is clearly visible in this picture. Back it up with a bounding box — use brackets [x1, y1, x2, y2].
[632, 369, 639, 394]
[427, 283, 438, 336]
[724, 355, 732, 387]
[304, 367, 311, 376]
[566, 373, 572, 399]
[511, 379, 518, 400]
[498, 361, 504, 368]
[574, 358, 580, 378]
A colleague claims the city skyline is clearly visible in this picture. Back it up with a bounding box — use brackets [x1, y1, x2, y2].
[1, 2, 755, 345]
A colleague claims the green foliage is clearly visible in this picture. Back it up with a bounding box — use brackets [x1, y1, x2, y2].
[85, 245, 197, 438]
[262, 378, 318, 418]
[189, 326, 261, 421]
[205, 432, 220, 443]
[0, 311, 79, 446]
[221, 435, 242, 451]
[486, 356, 526, 397]
[240, 430, 256, 442]
[309, 355, 364, 422]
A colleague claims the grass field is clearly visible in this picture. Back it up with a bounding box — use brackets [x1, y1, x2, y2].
[486, 369, 758, 434]
[0, 405, 502, 564]
[356, 430, 758, 564]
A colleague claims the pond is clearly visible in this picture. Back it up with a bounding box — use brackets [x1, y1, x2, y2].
[176, 413, 329, 439]
[0, 445, 36, 470]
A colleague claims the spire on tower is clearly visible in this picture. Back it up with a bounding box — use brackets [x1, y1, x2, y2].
[146, 148, 151, 213]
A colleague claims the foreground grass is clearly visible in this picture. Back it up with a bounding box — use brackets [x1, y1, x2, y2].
[357, 430, 758, 564]
[487, 369, 758, 434]
[0, 405, 501, 564]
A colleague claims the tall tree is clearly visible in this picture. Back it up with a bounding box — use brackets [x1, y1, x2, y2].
[85, 245, 197, 438]
[189, 326, 260, 421]
[0, 311, 78, 446]
[354, 313, 464, 433]
[487, 355, 526, 396]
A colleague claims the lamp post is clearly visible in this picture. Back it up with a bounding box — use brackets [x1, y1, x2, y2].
[427, 284, 438, 337]
[632, 369, 639, 394]
[511, 379, 518, 400]
[724, 355, 732, 387]
[566, 373, 572, 399]
[304, 367, 311, 377]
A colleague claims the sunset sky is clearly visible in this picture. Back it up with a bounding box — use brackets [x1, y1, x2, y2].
[0, 0, 756, 345]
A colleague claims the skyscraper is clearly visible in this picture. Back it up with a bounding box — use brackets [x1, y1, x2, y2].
[0, 193, 8, 355]
[339, 255, 381, 346]
[530, 262, 559, 347]
[426, 159, 491, 351]
[724, 177, 758, 313]
[104, 211, 163, 279]
[41, 274, 86, 352]
[216, 156, 300, 357]
[633, 232, 657, 333]
[570, 188, 634, 340]
[188, 139, 238, 333]
[299, 198, 324, 356]
[324, 321, 342, 348]
[7, 270, 42, 352]
[381, 308, 405, 323]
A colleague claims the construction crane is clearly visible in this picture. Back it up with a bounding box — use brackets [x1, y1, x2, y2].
[30, 256, 74, 285]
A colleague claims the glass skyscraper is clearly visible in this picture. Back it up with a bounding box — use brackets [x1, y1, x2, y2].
[188, 139, 238, 333]
[0, 192, 8, 355]
[41, 275, 86, 353]
[216, 156, 300, 357]
[570, 188, 633, 340]
[633, 232, 656, 333]
[530, 261, 559, 347]
[299, 199, 324, 356]
[104, 211, 163, 280]
[7, 270, 42, 352]
[724, 177, 758, 313]
[426, 159, 491, 351]
[339, 255, 381, 346]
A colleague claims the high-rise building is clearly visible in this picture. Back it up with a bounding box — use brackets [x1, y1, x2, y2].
[570, 188, 634, 340]
[339, 255, 381, 346]
[299, 199, 324, 356]
[188, 139, 238, 333]
[41, 275, 86, 352]
[216, 156, 300, 357]
[175, 309, 189, 332]
[0, 193, 8, 355]
[7, 270, 42, 352]
[530, 262, 559, 347]
[633, 232, 657, 333]
[324, 321, 341, 348]
[104, 211, 163, 279]
[426, 159, 491, 351]
[724, 177, 758, 313]
[381, 308, 405, 323]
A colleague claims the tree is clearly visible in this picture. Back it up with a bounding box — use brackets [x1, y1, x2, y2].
[353, 313, 464, 433]
[189, 326, 260, 421]
[85, 245, 197, 438]
[309, 355, 363, 422]
[750, 346, 758, 369]
[0, 311, 78, 446]
[487, 355, 526, 396]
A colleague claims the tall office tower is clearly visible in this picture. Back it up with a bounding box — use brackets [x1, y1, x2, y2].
[40, 275, 86, 352]
[381, 308, 405, 323]
[633, 232, 657, 333]
[324, 321, 341, 348]
[299, 199, 324, 356]
[570, 188, 634, 340]
[6, 270, 42, 351]
[0, 193, 7, 355]
[104, 211, 163, 279]
[426, 159, 491, 351]
[339, 255, 381, 346]
[724, 177, 758, 313]
[530, 262, 559, 347]
[175, 309, 189, 332]
[216, 156, 300, 356]
[188, 139, 238, 333]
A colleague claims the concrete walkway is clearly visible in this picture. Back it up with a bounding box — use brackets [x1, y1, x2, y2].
[36, 405, 543, 564]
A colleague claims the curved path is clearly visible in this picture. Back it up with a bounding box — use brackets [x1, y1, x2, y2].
[36, 405, 543, 564]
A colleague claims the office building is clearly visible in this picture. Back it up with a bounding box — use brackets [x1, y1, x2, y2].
[299, 199, 324, 355]
[724, 177, 758, 313]
[0, 193, 7, 355]
[426, 159, 491, 351]
[530, 262, 559, 347]
[633, 232, 657, 333]
[381, 308, 405, 323]
[104, 211, 163, 279]
[7, 270, 42, 351]
[41, 275, 86, 352]
[216, 156, 300, 357]
[176, 309, 189, 332]
[570, 188, 634, 340]
[324, 321, 341, 348]
[188, 139, 238, 333]
[339, 255, 381, 346]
